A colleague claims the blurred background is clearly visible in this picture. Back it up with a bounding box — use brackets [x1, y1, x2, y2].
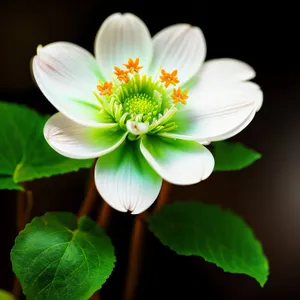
[0, 1, 299, 299]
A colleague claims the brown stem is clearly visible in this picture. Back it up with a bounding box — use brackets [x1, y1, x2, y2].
[123, 180, 172, 300]
[16, 189, 25, 232]
[78, 160, 98, 219]
[123, 211, 147, 300]
[15, 184, 34, 232]
[24, 190, 33, 225]
[97, 201, 112, 230]
[81, 161, 111, 300]
[153, 181, 172, 213]
[13, 184, 34, 299]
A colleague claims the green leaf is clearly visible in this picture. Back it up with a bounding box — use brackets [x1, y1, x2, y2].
[0, 290, 15, 300]
[11, 212, 115, 300]
[0, 102, 93, 190]
[148, 202, 269, 287]
[212, 141, 261, 171]
[0, 176, 23, 191]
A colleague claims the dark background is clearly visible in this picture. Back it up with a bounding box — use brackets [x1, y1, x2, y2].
[0, 1, 299, 299]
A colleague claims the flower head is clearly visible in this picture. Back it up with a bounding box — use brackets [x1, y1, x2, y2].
[32, 13, 263, 214]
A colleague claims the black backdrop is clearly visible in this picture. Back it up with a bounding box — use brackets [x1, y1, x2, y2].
[0, 1, 299, 299]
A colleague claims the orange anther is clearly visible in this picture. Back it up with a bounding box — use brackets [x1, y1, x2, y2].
[123, 58, 143, 74]
[114, 67, 129, 83]
[160, 69, 179, 88]
[97, 81, 113, 96]
[171, 87, 188, 105]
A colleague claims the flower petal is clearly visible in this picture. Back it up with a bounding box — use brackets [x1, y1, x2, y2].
[160, 59, 263, 142]
[94, 13, 153, 79]
[150, 24, 206, 85]
[193, 58, 256, 85]
[32, 42, 114, 127]
[140, 135, 214, 185]
[187, 58, 261, 111]
[44, 113, 126, 159]
[95, 141, 162, 214]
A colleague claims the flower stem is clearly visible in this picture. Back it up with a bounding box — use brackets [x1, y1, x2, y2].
[16, 188, 25, 232]
[97, 201, 112, 230]
[123, 180, 172, 300]
[78, 160, 98, 219]
[13, 183, 34, 299]
[153, 180, 172, 212]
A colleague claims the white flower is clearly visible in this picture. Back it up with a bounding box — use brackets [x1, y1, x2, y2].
[32, 13, 263, 214]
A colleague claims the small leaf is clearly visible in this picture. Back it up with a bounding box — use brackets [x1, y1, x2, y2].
[0, 290, 15, 300]
[0, 101, 93, 190]
[148, 202, 269, 287]
[11, 212, 115, 300]
[212, 141, 261, 171]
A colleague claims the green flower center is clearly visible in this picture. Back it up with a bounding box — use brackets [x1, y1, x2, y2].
[123, 93, 159, 122]
[95, 58, 189, 140]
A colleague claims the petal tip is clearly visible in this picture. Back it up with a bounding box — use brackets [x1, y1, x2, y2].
[255, 88, 263, 112]
[130, 203, 151, 215]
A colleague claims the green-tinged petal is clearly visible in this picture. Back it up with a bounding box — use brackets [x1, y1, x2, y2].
[140, 135, 214, 185]
[44, 113, 127, 159]
[32, 42, 115, 127]
[94, 13, 153, 79]
[150, 24, 206, 85]
[160, 59, 262, 143]
[95, 141, 162, 214]
[159, 102, 256, 144]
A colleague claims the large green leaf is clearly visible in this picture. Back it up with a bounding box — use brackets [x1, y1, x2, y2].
[0, 175, 23, 191]
[212, 141, 261, 171]
[0, 102, 93, 190]
[0, 290, 15, 300]
[148, 202, 269, 287]
[11, 212, 115, 300]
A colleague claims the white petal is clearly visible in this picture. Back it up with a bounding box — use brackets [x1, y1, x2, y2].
[32, 42, 114, 127]
[150, 24, 206, 85]
[44, 113, 126, 159]
[191, 58, 256, 88]
[160, 59, 263, 142]
[140, 136, 214, 185]
[94, 13, 152, 79]
[95, 142, 162, 214]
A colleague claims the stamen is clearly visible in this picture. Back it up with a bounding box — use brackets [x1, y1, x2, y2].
[123, 58, 143, 74]
[114, 67, 129, 83]
[97, 81, 113, 96]
[160, 69, 179, 88]
[171, 87, 189, 105]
